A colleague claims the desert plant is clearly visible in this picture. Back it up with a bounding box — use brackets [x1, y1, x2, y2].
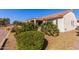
[12, 22, 38, 34]
[22, 22, 38, 31]
[15, 31, 44, 50]
[41, 22, 59, 36]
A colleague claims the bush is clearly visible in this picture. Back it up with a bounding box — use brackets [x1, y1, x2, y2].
[15, 31, 44, 50]
[41, 22, 59, 36]
[23, 22, 38, 31]
[12, 22, 38, 34]
[11, 27, 17, 32]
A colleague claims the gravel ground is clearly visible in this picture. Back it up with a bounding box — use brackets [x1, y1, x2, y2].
[3, 30, 79, 50]
[73, 30, 79, 49]
[45, 30, 78, 50]
[3, 33, 16, 50]
[0, 30, 8, 42]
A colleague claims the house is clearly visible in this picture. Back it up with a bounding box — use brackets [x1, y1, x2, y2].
[77, 20, 79, 26]
[29, 10, 77, 32]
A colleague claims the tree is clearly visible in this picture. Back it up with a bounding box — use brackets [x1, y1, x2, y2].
[2, 18, 10, 25]
[0, 18, 10, 26]
[13, 21, 20, 25]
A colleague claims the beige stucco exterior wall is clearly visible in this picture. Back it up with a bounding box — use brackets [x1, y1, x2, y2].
[63, 12, 77, 32]
[52, 18, 64, 32]
[57, 18, 64, 32]
[52, 12, 77, 32]
[77, 22, 79, 26]
[30, 11, 77, 32]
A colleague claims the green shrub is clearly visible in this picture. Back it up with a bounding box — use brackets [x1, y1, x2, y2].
[11, 27, 18, 32]
[41, 22, 59, 36]
[23, 22, 38, 31]
[15, 31, 44, 50]
[12, 22, 38, 34]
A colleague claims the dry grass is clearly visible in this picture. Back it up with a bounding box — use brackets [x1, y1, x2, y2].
[45, 30, 77, 50]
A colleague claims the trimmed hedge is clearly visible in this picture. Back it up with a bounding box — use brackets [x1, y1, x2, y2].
[15, 31, 44, 50]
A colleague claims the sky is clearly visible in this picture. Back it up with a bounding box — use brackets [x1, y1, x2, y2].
[0, 9, 78, 23]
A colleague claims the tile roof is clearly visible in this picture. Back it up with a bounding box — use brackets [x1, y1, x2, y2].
[42, 10, 71, 21]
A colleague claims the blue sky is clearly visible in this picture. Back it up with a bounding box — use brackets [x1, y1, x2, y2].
[0, 9, 78, 23]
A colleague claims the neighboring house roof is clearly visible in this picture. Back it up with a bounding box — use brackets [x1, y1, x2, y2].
[42, 10, 71, 21]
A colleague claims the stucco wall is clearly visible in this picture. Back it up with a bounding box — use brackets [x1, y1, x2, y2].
[57, 18, 64, 32]
[77, 22, 79, 26]
[43, 11, 77, 32]
[53, 20, 56, 24]
[52, 18, 64, 32]
[53, 12, 77, 32]
[63, 12, 77, 32]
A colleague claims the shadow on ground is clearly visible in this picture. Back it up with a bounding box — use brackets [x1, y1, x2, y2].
[0, 39, 8, 50]
[76, 31, 79, 36]
[42, 39, 48, 50]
